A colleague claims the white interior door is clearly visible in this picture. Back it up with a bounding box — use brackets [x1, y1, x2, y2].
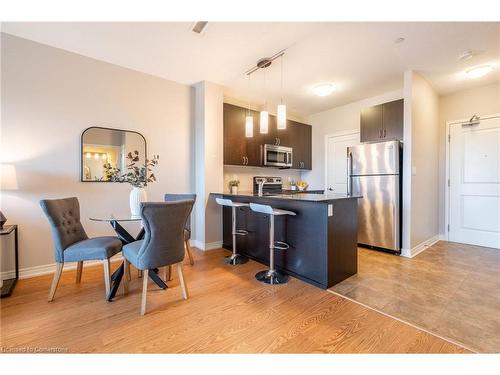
[449, 116, 500, 249]
[326, 132, 360, 193]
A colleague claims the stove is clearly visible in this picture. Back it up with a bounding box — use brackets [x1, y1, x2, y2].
[253, 176, 283, 194]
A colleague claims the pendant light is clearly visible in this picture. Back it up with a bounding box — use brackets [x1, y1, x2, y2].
[245, 75, 253, 138]
[277, 54, 287, 130]
[260, 68, 269, 134]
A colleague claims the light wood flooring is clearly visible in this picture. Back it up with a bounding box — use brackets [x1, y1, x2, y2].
[0, 248, 468, 353]
[331, 241, 500, 353]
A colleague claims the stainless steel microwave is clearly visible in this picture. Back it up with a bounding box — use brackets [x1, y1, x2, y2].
[263, 144, 293, 168]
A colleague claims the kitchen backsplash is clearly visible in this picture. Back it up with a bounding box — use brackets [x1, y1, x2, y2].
[223, 165, 302, 192]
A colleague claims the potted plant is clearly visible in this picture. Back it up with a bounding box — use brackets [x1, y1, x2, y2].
[228, 179, 240, 195]
[104, 151, 159, 218]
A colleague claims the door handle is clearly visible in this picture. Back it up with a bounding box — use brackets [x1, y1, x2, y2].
[328, 187, 334, 191]
[347, 152, 352, 196]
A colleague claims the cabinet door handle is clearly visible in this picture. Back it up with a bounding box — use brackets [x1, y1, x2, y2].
[383, 129, 386, 138]
[379, 129, 382, 138]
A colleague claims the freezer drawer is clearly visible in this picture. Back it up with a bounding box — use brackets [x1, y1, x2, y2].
[348, 140, 400, 175]
[352, 175, 400, 251]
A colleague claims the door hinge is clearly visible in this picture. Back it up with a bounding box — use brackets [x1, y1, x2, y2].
[448, 179, 450, 187]
[447, 224, 450, 232]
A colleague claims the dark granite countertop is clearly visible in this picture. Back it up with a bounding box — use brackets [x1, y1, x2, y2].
[212, 191, 361, 202]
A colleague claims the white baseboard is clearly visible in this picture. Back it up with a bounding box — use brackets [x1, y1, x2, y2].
[401, 235, 440, 258]
[190, 240, 223, 251]
[439, 234, 448, 241]
[0, 255, 123, 280]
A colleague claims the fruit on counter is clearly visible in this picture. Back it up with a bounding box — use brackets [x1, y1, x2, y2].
[296, 181, 308, 191]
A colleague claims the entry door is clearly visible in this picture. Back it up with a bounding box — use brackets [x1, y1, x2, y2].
[326, 133, 359, 193]
[449, 116, 500, 249]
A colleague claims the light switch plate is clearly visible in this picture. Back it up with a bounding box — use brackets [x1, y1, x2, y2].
[328, 204, 333, 216]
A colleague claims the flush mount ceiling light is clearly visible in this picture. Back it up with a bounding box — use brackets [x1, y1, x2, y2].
[466, 65, 493, 78]
[312, 83, 336, 97]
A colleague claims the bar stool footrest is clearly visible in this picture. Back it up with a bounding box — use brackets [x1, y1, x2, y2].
[273, 241, 290, 250]
[234, 229, 248, 236]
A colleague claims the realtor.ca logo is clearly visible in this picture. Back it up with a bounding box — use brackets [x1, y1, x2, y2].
[1, 346, 68, 353]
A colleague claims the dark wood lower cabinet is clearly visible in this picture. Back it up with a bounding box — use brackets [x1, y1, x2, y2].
[221, 195, 358, 289]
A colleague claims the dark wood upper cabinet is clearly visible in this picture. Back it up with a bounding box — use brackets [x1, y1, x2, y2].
[223, 103, 312, 170]
[382, 99, 404, 140]
[289, 121, 312, 170]
[360, 99, 403, 142]
[360, 104, 383, 142]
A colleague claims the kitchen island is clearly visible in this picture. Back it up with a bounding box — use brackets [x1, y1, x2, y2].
[214, 191, 360, 289]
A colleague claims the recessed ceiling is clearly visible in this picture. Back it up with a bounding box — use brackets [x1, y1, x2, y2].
[2, 22, 499, 115]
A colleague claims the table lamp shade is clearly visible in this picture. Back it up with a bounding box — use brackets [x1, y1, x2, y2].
[1, 164, 18, 190]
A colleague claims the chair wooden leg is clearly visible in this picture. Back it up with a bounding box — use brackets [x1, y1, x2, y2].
[141, 269, 149, 315]
[177, 262, 189, 300]
[48, 262, 64, 302]
[168, 265, 173, 281]
[164, 266, 169, 281]
[123, 259, 130, 295]
[185, 240, 194, 266]
[103, 259, 111, 297]
[76, 261, 83, 283]
[127, 262, 131, 281]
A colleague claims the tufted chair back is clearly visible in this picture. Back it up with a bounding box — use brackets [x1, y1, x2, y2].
[40, 197, 88, 262]
[135, 200, 194, 270]
[164, 193, 197, 236]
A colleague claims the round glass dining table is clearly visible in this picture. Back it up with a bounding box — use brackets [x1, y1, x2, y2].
[89, 215, 167, 301]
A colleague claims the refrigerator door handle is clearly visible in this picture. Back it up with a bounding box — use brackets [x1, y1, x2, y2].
[347, 151, 352, 196]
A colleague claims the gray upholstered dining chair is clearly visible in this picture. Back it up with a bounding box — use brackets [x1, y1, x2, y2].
[164, 193, 196, 266]
[122, 200, 194, 315]
[40, 197, 122, 301]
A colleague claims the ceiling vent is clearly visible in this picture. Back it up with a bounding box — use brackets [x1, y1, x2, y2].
[191, 21, 208, 34]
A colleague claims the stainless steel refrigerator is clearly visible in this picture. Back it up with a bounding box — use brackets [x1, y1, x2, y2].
[347, 140, 402, 252]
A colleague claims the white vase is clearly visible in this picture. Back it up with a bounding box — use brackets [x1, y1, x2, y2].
[129, 187, 147, 218]
[230, 185, 238, 195]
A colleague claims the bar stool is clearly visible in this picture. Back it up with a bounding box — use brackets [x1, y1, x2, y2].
[216, 198, 249, 265]
[249, 202, 296, 285]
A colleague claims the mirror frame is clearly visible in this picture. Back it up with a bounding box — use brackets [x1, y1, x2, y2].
[80, 126, 147, 183]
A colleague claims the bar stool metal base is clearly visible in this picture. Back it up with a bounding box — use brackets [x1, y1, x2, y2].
[255, 270, 289, 285]
[224, 253, 249, 265]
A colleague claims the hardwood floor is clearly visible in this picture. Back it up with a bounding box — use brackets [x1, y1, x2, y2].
[331, 241, 500, 353]
[0, 248, 468, 353]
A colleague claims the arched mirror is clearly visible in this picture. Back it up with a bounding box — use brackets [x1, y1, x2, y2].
[81, 126, 146, 182]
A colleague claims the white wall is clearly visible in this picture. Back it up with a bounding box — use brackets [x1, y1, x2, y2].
[303, 89, 403, 190]
[0, 34, 194, 275]
[438, 82, 500, 236]
[193, 81, 224, 249]
[223, 165, 301, 193]
[406, 71, 440, 251]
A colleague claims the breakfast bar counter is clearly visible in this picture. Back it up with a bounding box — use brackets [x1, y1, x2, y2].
[213, 191, 360, 289]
